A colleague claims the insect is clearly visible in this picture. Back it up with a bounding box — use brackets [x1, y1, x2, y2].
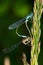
[9, 12, 33, 38]
[2, 37, 31, 54]
[2, 12, 33, 54]
[2, 41, 22, 53]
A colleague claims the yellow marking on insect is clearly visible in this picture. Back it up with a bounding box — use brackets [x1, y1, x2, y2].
[22, 37, 31, 45]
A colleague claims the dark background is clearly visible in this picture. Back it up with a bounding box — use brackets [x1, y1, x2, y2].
[0, 0, 43, 65]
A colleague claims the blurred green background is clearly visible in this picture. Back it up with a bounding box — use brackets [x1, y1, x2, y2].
[0, 0, 43, 65]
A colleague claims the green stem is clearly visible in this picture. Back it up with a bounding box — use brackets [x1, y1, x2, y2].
[31, 0, 42, 65]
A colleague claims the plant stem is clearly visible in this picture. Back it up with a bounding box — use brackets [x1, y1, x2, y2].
[31, 0, 43, 65]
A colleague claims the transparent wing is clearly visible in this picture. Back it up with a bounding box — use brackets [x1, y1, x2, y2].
[9, 18, 25, 30]
[8, 12, 33, 30]
[2, 42, 21, 54]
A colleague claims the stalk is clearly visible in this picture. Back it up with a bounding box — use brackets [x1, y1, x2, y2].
[31, 0, 43, 65]
[22, 0, 43, 65]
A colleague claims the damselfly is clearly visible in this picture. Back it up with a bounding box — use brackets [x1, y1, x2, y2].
[2, 37, 31, 54]
[2, 12, 33, 54]
[9, 12, 33, 38]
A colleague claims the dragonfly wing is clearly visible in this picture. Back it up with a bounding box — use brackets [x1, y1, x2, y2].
[8, 12, 33, 30]
[9, 18, 25, 30]
[2, 42, 21, 54]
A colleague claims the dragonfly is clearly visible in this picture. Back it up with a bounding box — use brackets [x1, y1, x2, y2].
[2, 12, 33, 54]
